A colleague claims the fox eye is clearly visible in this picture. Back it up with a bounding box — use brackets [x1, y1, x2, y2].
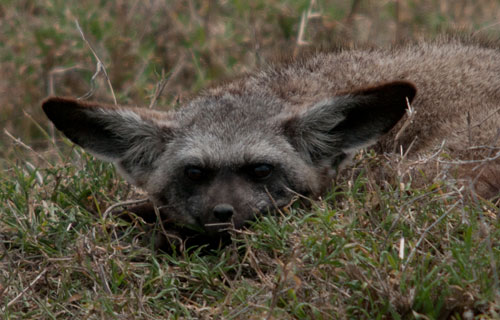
[250, 164, 273, 180]
[185, 166, 205, 181]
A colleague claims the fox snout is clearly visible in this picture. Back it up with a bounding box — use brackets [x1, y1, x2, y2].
[212, 204, 234, 222]
[200, 203, 237, 234]
[194, 178, 273, 233]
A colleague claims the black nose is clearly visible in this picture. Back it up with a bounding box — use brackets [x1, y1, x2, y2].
[213, 204, 234, 222]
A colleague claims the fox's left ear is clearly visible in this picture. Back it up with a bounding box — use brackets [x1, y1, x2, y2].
[283, 81, 416, 164]
[42, 97, 175, 186]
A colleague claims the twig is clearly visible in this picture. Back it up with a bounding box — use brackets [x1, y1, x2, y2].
[294, 0, 321, 55]
[296, 11, 309, 47]
[437, 151, 500, 166]
[75, 20, 117, 105]
[4, 268, 47, 310]
[152, 203, 184, 252]
[4, 129, 53, 167]
[414, 140, 447, 164]
[102, 198, 150, 220]
[265, 186, 286, 219]
[393, 97, 417, 152]
[467, 145, 500, 151]
[203, 221, 233, 228]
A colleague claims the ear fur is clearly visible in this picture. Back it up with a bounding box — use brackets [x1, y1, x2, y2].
[42, 97, 174, 186]
[284, 81, 416, 164]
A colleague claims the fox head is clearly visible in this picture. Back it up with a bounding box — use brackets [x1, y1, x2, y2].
[42, 81, 415, 234]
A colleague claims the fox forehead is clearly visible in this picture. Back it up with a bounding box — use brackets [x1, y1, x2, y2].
[175, 92, 286, 124]
[167, 126, 294, 169]
[156, 93, 296, 168]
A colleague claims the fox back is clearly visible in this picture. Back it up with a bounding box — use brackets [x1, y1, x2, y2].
[43, 36, 500, 234]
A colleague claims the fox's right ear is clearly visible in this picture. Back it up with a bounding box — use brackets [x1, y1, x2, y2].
[42, 97, 175, 186]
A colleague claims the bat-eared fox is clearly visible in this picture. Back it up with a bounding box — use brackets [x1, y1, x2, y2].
[43, 36, 500, 239]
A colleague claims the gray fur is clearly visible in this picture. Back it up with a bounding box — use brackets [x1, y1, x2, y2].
[43, 36, 500, 234]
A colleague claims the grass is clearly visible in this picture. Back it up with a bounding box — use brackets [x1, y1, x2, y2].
[1, 148, 499, 318]
[1, 0, 500, 319]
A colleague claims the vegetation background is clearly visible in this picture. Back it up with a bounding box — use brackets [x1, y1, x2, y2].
[0, 0, 499, 319]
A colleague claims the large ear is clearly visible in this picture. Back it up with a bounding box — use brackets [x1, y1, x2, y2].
[283, 81, 416, 165]
[42, 97, 175, 186]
